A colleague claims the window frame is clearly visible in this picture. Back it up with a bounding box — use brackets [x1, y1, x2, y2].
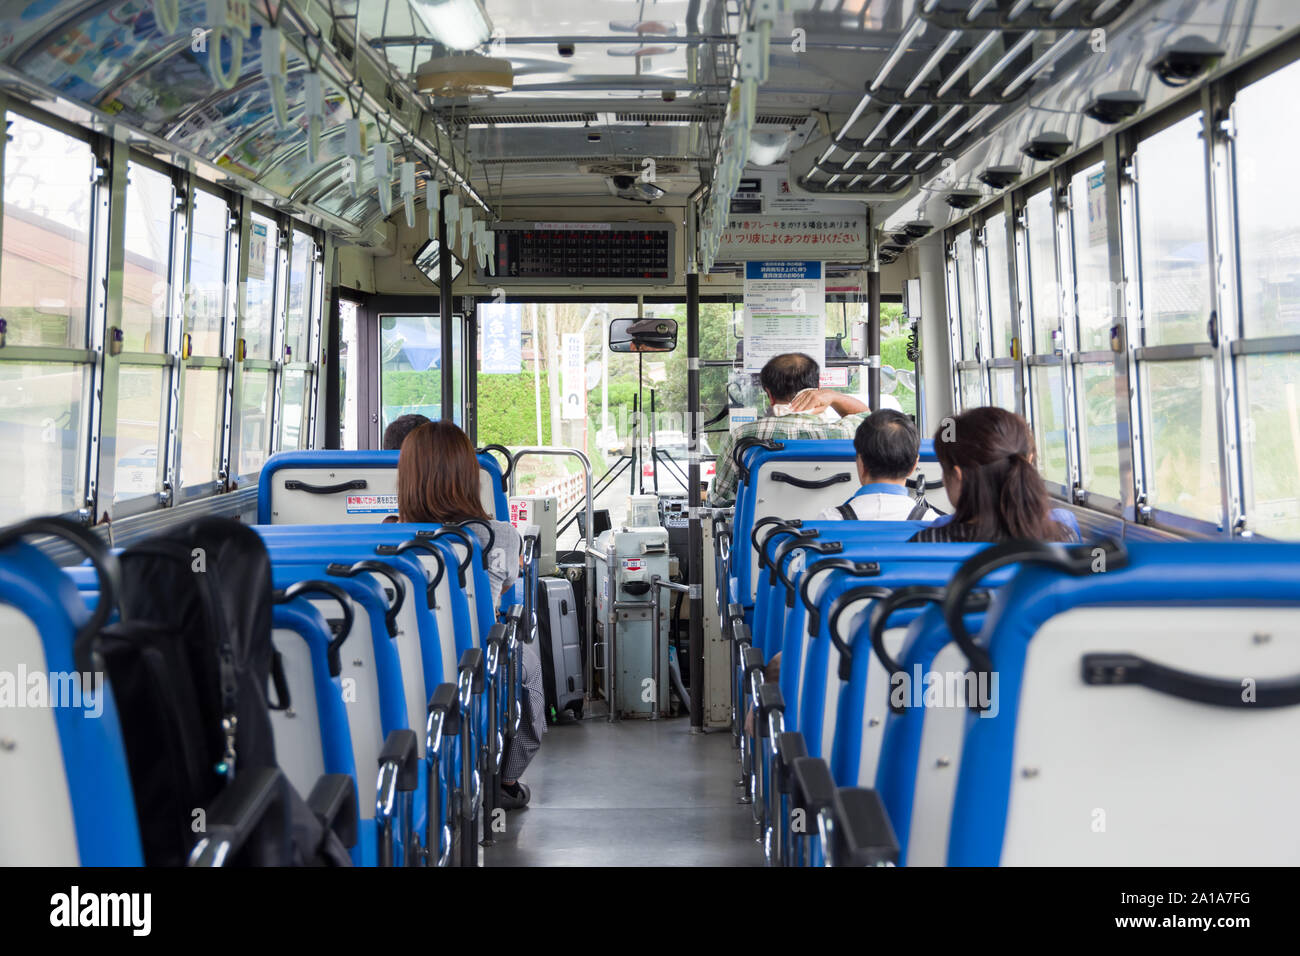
[0, 101, 106, 523]
[1124, 98, 1230, 536]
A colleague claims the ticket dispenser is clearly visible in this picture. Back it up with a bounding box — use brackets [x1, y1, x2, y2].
[593, 525, 672, 718]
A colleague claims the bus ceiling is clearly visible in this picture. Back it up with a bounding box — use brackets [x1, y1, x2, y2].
[0, 1, 1281, 265]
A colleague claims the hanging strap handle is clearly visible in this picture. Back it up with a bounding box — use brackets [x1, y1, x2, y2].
[827, 585, 896, 680]
[477, 445, 514, 492]
[274, 579, 354, 678]
[733, 437, 785, 483]
[799, 557, 881, 636]
[447, 518, 494, 569]
[327, 560, 407, 638]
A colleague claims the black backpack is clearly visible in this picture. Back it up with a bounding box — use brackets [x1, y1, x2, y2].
[98, 517, 350, 866]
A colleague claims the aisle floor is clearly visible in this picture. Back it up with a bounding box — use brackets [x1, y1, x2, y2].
[485, 716, 764, 866]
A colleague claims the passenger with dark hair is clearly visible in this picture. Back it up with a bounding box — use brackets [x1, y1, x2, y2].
[909, 407, 1079, 543]
[397, 420, 542, 809]
[383, 413, 432, 451]
[710, 352, 869, 505]
[816, 410, 941, 521]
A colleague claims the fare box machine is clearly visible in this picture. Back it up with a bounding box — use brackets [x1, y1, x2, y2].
[592, 497, 677, 719]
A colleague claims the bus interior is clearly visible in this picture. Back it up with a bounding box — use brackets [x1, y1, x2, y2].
[1, 0, 1299, 879]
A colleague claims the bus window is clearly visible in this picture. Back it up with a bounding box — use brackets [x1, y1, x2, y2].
[1133, 113, 1220, 523]
[112, 161, 179, 505]
[0, 113, 94, 348]
[1234, 58, 1300, 537]
[1069, 160, 1121, 500]
[1031, 364, 1070, 484]
[178, 189, 230, 494]
[984, 212, 1015, 359]
[1023, 187, 1070, 489]
[0, 113, 97, 521]
[953, 229, 980, 364]
[1235, 58, 1300, 339]
[380, 313, 463, 430]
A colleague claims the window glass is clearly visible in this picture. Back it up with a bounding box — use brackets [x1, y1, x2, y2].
[244, 213, 278, 360]
[112, 365, 166, 502]
[989, 366, 1016, 411]
[1136, 115, 1212, 347]
[1239, 352, 1300, 538]
[123, 162, 174, 352]
[380, 314, 463, 430]
[954, 230, 979, 360]
[1031, 364, 1069, 484]
[237, 370, 273, 476]
[280, 369, 308, 450]
[0, 363, 88, 521]
[1141, 358, 1221, 522]
[188, 190, 229, 355]
[1025, 188, 1061, 354]
[1, 113, 95, 348]
[179, 367, 222, 490]
[958, 367, 983, 411]
[702, 302, 743, 362]
[284, 231, 313, 362]
[1070, 161, 1114, 351]
[985, 213, 1015, 357]
[1076, 362, 1120, 498]
[1235, 58, 1300, 338]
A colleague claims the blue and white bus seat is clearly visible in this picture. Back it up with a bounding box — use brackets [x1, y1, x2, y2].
[257, 449, 509, 525]
[0, 520, 142, 866]
[270, 560, 417, 866]
[943, 540, 1300, 866]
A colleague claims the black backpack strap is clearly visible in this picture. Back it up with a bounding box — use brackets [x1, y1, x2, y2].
[906, 497, 932, 521]
[836, 503, 857, 520]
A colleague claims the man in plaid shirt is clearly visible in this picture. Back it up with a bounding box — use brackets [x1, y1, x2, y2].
[709, 352, 869, 505]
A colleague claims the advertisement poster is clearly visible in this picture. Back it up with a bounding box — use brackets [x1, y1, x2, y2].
[561, 332, 585, 420]
[742, 261, 826, 372]
[248, 221, 268, 280]
[480, 303, 522, 374]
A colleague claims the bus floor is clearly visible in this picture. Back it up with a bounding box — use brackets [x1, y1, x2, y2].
[485, 716, 764, 866]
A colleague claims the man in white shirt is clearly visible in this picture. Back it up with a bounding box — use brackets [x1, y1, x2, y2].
[817, 409, 942, 522]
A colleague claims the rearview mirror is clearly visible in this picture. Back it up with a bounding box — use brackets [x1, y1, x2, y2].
[608, 317, 678, 353]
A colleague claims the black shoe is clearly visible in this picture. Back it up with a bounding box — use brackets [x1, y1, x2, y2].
[498, 781, 531, 811]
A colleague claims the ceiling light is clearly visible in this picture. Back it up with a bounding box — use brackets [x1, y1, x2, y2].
[409, 0, 493, 52]
[1021, 131, 1071, 161]
[1148, 36, 1225, 87]
[945, 190, 982, 210]
[747, 131, 793, 167]
[978, 165, 1021, 189]
[1083, 90, 1145, 124]
[416, 53, 514, 95]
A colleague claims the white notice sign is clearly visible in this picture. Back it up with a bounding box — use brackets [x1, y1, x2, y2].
[742, 261, 826, 373]
[561, 333, 586, 420]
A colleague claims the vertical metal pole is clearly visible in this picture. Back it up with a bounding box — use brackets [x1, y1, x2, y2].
[438, 189, 454, 421]
[465, 303, 478, 443]
[323, 252, 342, 449]
[867, 225, 882, 411]
[687, 271, 704, 731]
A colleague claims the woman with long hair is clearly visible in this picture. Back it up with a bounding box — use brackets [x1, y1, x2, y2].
[396, 420, 541, 809]
[910, 407, 1078, 543]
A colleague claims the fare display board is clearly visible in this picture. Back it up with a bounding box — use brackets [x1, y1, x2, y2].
[477, 221, 675, 285]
